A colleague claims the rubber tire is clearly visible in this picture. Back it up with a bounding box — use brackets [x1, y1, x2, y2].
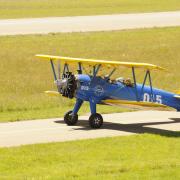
[64, 110, 78, 126]
[89, 113, 103, 129]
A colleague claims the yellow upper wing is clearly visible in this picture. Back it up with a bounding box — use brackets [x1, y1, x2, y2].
[36, 54, 166, 71]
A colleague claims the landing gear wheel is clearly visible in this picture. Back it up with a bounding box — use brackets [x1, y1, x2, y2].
[64, 110, 78, 126]
[89, 113, 103, 129]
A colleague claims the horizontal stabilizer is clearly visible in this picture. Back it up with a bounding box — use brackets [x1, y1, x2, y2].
[102, 99, 168, 108]
[45, 91, 60, 96]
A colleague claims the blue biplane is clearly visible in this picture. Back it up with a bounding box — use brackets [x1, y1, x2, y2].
[36, 54, 180, 128]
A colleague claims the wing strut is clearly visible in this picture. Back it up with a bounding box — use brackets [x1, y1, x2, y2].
[148, 70, 154, 102]
[77, 62, 82, 74]
[108, 68, 116, 79]
[93, 64, 101, 77]
[140, 70, 154, 102]
[50, 59, 57, 81]
[141, 70, 149, 94]
[62, 63, 69, 78]
[132, 67, 139, 101]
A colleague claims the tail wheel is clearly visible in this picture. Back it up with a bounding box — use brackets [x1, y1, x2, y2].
[64, 110, 78, 126]
[89, 113, 103, 129]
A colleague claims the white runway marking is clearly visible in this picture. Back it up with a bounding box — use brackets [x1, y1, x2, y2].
[0, 11, 180, 35]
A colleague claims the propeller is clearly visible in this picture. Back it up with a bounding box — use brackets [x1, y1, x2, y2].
[56, 61, 77, 99]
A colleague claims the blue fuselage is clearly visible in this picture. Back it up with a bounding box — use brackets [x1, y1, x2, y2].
[75, 74, 180, 111]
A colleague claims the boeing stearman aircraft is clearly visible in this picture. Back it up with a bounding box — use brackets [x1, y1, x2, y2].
[36, 54, 180, 128]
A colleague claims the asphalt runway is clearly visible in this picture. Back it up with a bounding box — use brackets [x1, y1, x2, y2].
[0, 111, 179, 147]
[0, 11, 180, 35]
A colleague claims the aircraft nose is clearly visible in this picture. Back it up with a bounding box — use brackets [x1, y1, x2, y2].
[57, 79, 67, 88]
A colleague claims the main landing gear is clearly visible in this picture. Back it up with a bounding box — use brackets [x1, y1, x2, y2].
[64, 111, 78, 126]
[89, 113, 103, 128]
[63, 99, 103, 128]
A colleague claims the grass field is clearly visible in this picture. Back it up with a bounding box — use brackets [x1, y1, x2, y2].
[0, 0, 180, 19]
[0, 134, 179, 179]
[0, 27, 180, 122]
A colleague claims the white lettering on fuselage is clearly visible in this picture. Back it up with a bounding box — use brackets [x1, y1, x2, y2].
[143, 93, 162, 104]
[81, 86, 89, 91]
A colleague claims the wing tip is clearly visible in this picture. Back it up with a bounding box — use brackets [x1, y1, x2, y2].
[157, 66, 168, 71]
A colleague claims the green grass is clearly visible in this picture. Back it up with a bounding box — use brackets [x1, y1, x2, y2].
[0, 0, 180, 19]
[0, 103, 130, 122]
[0, 27, 180, 122]
[0, 134, 179, 179]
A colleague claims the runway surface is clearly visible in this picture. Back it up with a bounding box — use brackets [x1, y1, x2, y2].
[0, 111, 179, 147]
[0, 11, 180, 35]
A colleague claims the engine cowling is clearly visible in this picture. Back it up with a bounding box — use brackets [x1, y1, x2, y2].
[57, 72, 77, 99]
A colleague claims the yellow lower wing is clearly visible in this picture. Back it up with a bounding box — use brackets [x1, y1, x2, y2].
[175, 90, 180, 95]
[45, 91, 60, 96]
[102, 99, 168, 108]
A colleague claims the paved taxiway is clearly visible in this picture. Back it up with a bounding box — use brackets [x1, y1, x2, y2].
[0, 11, 180, 147]
[0, 111, 179, 147]
[0, 11, 180, 35]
